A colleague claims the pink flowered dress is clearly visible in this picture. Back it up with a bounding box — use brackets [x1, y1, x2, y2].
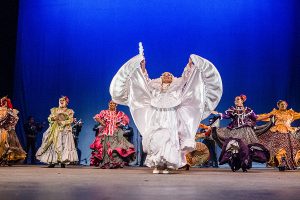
[90, 110, 135, 168]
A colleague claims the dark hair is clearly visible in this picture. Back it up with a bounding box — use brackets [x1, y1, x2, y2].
[277, 100, 288, 107]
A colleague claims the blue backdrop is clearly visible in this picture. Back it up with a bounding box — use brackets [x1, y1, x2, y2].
[14, 0, 300, 164]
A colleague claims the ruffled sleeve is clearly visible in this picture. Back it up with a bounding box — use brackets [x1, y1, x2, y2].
[110, 54, 152, 136]
[94, 110, 105, 121]
[8, 108, 19, 128]
[118, 111, 130, 126]
[291, 109, 300, 121]
[110, 54, 147, 105]
[180, 54, 223, 120]
[177, 54, 223, 149]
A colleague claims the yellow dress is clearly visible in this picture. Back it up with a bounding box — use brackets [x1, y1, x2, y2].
[257, 109, 300, 169]
[0, 106, 26, 164]
[257, 108, 300, 133]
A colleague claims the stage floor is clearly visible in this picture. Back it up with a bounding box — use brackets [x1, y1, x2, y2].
[0, 165, 299, 200]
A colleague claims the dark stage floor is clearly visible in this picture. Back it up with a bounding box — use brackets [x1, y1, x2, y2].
[0, 165, 300, 200]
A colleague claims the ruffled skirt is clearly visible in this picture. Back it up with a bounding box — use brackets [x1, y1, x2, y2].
[142, 108, 190, 169]
[258, 130, 300, 169]
[0, 129, 26, 164]
[213, 126, 259, 147]
[90, 128, 135, 168]
[36, 128, 78, 164]
[144, 128, 183, 169]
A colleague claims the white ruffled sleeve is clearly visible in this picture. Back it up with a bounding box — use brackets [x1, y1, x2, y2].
[177, 54, 223, 150]
[109, 54, 152, 136]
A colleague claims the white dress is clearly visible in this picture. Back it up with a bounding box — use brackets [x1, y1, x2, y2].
[110, 54, 222, 168]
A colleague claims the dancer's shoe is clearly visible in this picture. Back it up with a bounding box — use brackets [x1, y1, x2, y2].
[153, 167, 159, 174]
[48, 164, 55, 168]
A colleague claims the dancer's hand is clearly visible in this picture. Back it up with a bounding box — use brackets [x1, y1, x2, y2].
[140, 60, 146, 73]
[188, 58, 193, 67]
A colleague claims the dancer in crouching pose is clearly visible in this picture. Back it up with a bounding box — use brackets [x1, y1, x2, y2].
[211, 95, 270, 172]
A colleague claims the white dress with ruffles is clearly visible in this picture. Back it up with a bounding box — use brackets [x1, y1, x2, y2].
[110, 54, 222, 168]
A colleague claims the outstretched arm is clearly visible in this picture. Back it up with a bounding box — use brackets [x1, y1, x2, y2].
[249, 110, 258, 121]
[291, 109, 300, 120]
[211, 109, 232, 119]
[257, 109, 276, 121]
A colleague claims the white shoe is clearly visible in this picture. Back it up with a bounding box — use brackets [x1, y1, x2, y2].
[153, 168, 159, 174]
[162, 169, 170, 174]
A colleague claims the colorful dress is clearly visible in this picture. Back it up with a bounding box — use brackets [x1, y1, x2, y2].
[212, 106, 259, 147]
[36, 107, 78, 164]
[257, 109, 300, 169]
[0, 106, 26, 165]
[110, 54, 223, 169]
[90, 110, 135, 168]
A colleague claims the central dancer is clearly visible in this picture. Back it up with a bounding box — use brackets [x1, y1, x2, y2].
[110, 43, 222, 174]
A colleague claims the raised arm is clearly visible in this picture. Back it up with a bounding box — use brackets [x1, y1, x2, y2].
[181, 58, 194, 83]
[109, 54, 148, 105]
[140, 59, 151, 82]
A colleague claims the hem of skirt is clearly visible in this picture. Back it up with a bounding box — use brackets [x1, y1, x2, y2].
[114, 147, 135, 158]
[145, 155, 182, 169]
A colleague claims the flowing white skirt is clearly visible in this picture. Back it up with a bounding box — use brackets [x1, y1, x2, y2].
[143, 108, 187, 168]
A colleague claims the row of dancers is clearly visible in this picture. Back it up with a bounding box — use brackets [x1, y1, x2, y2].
[1, 94, 300, 173]
[1, 44, 300, 173]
